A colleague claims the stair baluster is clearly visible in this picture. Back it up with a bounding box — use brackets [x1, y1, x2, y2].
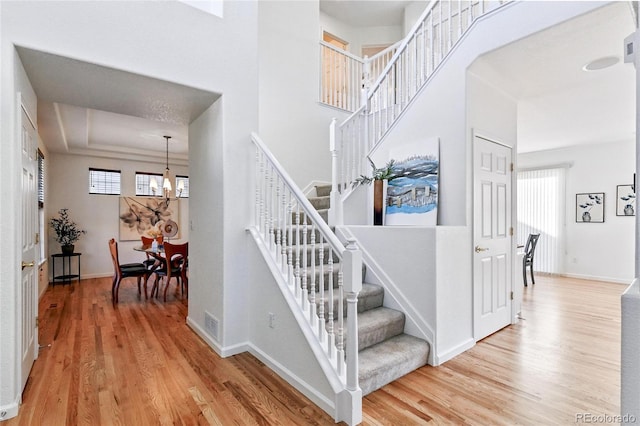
[301, 214, 308, 310]
[327, 249, 336, 359]
[317, 236, 326, 339]
[308, 224, 317, 327]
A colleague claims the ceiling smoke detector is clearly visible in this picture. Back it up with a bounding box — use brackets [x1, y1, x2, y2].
[582, 56, 620, 71]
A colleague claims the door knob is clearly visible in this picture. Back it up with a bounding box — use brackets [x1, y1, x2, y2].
[474, 246, 489, 253]
[21, 261, 35, 270]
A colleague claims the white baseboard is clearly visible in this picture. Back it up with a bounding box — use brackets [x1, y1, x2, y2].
[186, 316, 248, 358]
[247, 343, 336, 418]
[0, 396, 20, 422]
[561, 273, 632, 285]
[434, 338, 475, 366]
[186, 317, 337, 419]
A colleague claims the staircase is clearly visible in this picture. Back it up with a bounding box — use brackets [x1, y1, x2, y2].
[308, 184, 430, 395]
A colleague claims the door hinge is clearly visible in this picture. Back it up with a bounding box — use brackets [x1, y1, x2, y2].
[509, 227, 514, 236]
[35, 232, 40, 244]
[510, 291, 514, 300]
[510, 163, 514, 172]
[35, 317, 39, 328]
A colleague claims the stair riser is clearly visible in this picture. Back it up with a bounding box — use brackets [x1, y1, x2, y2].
[336, 310, 405, 352]
[297, 265, 366, 291]
[308, 196, 331, 210]
[314, 287, 384, 319]
[289, 210, 328, 224]
[279, 228, 328, 246]
[315, 185, 332, 198]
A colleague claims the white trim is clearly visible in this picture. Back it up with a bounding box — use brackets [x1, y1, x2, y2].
[0, 396, 20, 421]
[517, 162, 573, 172]
[434, 338, 475, 366]
[186, 316, 249, 357]
[560, 273, 632, 285]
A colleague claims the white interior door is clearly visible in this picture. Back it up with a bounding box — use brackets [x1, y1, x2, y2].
[20, 104, 38, 392]
[473, 134, 512, 341]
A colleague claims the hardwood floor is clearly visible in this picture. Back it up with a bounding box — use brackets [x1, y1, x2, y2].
[7, 274, 623, 425]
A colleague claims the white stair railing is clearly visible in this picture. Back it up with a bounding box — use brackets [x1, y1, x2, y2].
[330, 0, 510, 224]
[320, 41, 400, 112]
[250, 132, 363, 425]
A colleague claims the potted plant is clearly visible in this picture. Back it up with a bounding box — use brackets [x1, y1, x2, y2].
[353, 158, 397, 225]
[50, 208, 86, 254]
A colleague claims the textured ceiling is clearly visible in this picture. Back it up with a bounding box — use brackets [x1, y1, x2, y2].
[17, 46, 220, 163]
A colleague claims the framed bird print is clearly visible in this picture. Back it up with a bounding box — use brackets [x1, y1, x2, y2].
[576, 193, 604, 223]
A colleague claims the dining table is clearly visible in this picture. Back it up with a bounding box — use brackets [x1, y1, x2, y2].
[133, 242, 187, 299]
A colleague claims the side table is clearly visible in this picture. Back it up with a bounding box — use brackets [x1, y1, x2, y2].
[51, 253, 82, 285]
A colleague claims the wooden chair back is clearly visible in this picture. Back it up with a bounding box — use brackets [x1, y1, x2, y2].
[164, 242, 188, 274]
[160, 242, 189, 301]
[108, 238, 121, 274]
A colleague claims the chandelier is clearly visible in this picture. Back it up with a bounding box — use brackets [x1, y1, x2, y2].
[150, 135, 184, 204]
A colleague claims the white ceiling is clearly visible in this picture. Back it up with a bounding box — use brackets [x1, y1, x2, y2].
[17, 46, 220, 165]
[320, 0, 412, 27]
[17, 2, 637, 162]
[470, 2, 635, 153]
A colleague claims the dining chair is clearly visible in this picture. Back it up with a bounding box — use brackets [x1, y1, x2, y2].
[151, 241, 188, 302]
[523, 233, 540, 287]
[108, 238, 151, 303]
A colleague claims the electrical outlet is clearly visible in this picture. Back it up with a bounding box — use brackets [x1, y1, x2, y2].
[268, 312, 276, 329]
[572, 257, 578, 264]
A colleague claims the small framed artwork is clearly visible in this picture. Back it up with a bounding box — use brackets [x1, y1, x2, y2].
[576, 193, 604, 223]
[616, 184, 636, 216]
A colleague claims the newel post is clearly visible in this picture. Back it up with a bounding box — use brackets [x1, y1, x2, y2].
[329, 118, 342, 226]
[343, 238, 362, 392]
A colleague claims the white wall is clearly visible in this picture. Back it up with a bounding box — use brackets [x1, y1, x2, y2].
[47, 153, 189, 279]
[403, 1, 428, 36]
[518, 140, 635, 283]
[319, 12, 402, 56]
[259, 1, 349, 187]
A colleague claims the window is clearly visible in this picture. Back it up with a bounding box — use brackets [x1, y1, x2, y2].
[135, 172, 163, 196]
[517, 167, 566, 274]
[89, 168, 121, 195]
[37, 149, 44, 208]
[176, 175, 189, 198]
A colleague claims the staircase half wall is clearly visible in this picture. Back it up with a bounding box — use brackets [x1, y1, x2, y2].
[338, 225, 471, 365]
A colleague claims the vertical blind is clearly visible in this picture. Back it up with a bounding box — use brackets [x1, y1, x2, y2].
[517, 167, 566, 274]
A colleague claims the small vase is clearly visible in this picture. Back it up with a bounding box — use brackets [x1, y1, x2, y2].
[625, 204, 634, 216]
[61, 244, 74, 255]
[373, 180, 384, 226]
[582, 211, 591, 222]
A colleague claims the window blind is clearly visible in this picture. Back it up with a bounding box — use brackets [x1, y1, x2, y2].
[517, 167, 566, 274]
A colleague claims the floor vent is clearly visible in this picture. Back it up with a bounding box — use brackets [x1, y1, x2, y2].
[204, 311, 219, 341]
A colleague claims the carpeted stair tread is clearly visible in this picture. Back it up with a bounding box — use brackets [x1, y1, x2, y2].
[316, 283, 384, 318]
[335, 307, 405, 352]
[315, 184, 332, 198]
[308, 196, 331, 211]
[359, 334, 430, 396]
